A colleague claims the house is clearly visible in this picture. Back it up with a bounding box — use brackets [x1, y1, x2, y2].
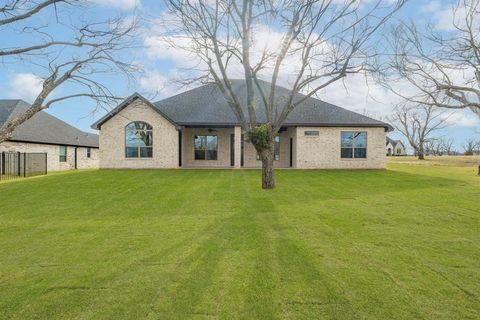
[0, 100, 99, 171]
[386, 137, 407, 156]
[92, 80, 393, 169]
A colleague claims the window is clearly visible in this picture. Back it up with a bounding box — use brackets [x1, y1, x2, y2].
[125, 122, 153, 158]
[341, 131, 367, 159]
[256, 135, 280, 161]
[274, 136, 280, 160]
[59, 146, 67, 162]
[194, 135, 218, 160]
[304, 131, 319, 136]
[86, 148, 91, 158]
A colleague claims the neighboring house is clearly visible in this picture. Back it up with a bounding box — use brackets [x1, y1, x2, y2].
[0, 100, 99, 171]
[92, 80, 393, 169]
[386, 137, 406, 156]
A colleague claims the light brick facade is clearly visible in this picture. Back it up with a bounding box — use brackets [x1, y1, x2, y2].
[295, 127, 386, 169]
[98, 99, 179, 169]
[98, 100, 387, 170]
[0, 141, 98, 171]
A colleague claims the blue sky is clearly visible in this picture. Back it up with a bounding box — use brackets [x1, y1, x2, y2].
[0, 0, 478, 152]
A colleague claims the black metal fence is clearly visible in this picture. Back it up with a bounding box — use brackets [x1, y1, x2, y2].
[0, 152, 47, 181]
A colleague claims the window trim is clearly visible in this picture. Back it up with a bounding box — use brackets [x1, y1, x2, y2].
[59, 145, 67, 162]
[125, 121, 153, 159]
[340, 131, 367, 159]
[194, 135, 218, 160]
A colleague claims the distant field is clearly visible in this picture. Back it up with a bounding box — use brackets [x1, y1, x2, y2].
[388, 155, 480, 168]
[0, 162, 479, 319]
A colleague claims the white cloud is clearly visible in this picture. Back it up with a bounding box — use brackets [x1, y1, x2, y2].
[7, 73, 43, 102]
[442, 110, 480, 128]
[90, 0, 140, 10]
[421, 0, 470, 31]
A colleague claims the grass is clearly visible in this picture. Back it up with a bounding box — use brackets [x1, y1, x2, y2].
[0, 158, 479, 319]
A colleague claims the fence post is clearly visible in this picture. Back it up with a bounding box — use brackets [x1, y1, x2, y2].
[1, 152, 3, 177]
[45, 153, 48, 175]
[17, 152, 21, 176]
[24, 152, 27, 177]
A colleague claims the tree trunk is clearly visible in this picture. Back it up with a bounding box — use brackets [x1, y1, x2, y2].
[418, 148, 425, 160]
[259, 142, 275, 189]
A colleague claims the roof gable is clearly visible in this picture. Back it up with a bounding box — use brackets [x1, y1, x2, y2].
[91, 93, 178, 130]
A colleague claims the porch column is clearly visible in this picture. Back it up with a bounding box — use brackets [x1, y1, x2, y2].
[234, 126, 242, 168]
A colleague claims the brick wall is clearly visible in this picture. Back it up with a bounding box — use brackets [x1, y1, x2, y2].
[0, 141, 99, 171]
[98, 100, 179, 169]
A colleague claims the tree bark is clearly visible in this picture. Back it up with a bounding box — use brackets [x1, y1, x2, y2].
[258, 140, 275, 189]
[417, 146, 425, 160]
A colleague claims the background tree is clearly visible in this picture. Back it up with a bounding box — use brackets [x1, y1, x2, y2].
[389, 104, 448, 160]
[161, 0, 406, 189]
[380, 0, 479, 117]
[0, 0, 138, 143]
[439, 137, 455, 155]
[463, 138, 479, 155]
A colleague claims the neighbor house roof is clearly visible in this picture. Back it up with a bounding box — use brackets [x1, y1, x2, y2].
[92, 80, 393, 131]
[386, 136, 404, 148]
[0, 100, 99, 148]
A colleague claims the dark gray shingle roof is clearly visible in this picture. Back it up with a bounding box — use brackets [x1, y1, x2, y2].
[0, 100, 99, 147]
[92, 80, 392, 131]
[153, 80, 392, 130]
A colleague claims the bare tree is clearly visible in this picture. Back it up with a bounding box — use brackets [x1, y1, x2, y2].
[161, 0, 406, 188]
[440, 137, 455, 155]
[425, 138, 443, 156]
[463, 138, 479, 155]
[381, 0, 480, 117]
[390, 104, 448, 160]
[0, 0, 138, 143]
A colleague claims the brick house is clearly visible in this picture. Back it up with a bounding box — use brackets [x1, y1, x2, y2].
[0, 100, 99, 171]
[92, 80, 393, 169]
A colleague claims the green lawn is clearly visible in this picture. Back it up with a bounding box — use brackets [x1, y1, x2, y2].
[1, 161, 479, 319]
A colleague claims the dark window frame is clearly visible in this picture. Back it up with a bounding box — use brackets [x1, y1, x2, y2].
[125, 121, 153, 159]
[194, 135, 218, 160]
[86, 147, 91, 158]
[341, 131, 367, 159]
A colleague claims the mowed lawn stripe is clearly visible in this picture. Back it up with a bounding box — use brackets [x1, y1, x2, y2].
[0, 163, 479, 319]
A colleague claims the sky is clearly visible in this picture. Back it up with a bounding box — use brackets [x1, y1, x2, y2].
[0, 0, 478, 153]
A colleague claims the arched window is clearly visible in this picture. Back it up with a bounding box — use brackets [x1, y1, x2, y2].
[125, 122, 153, 158]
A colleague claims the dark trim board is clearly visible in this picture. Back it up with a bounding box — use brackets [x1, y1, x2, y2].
[230, 134, 235, 167]
[178, 131, 182, 167]
[289, 137, 293, 167]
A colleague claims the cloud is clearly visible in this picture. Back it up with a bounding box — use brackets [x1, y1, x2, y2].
[421, 0, 470, 31]
[442, 110, 480, 128]
[90, 0, 140, 10]
[7, 73, 43, 102]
